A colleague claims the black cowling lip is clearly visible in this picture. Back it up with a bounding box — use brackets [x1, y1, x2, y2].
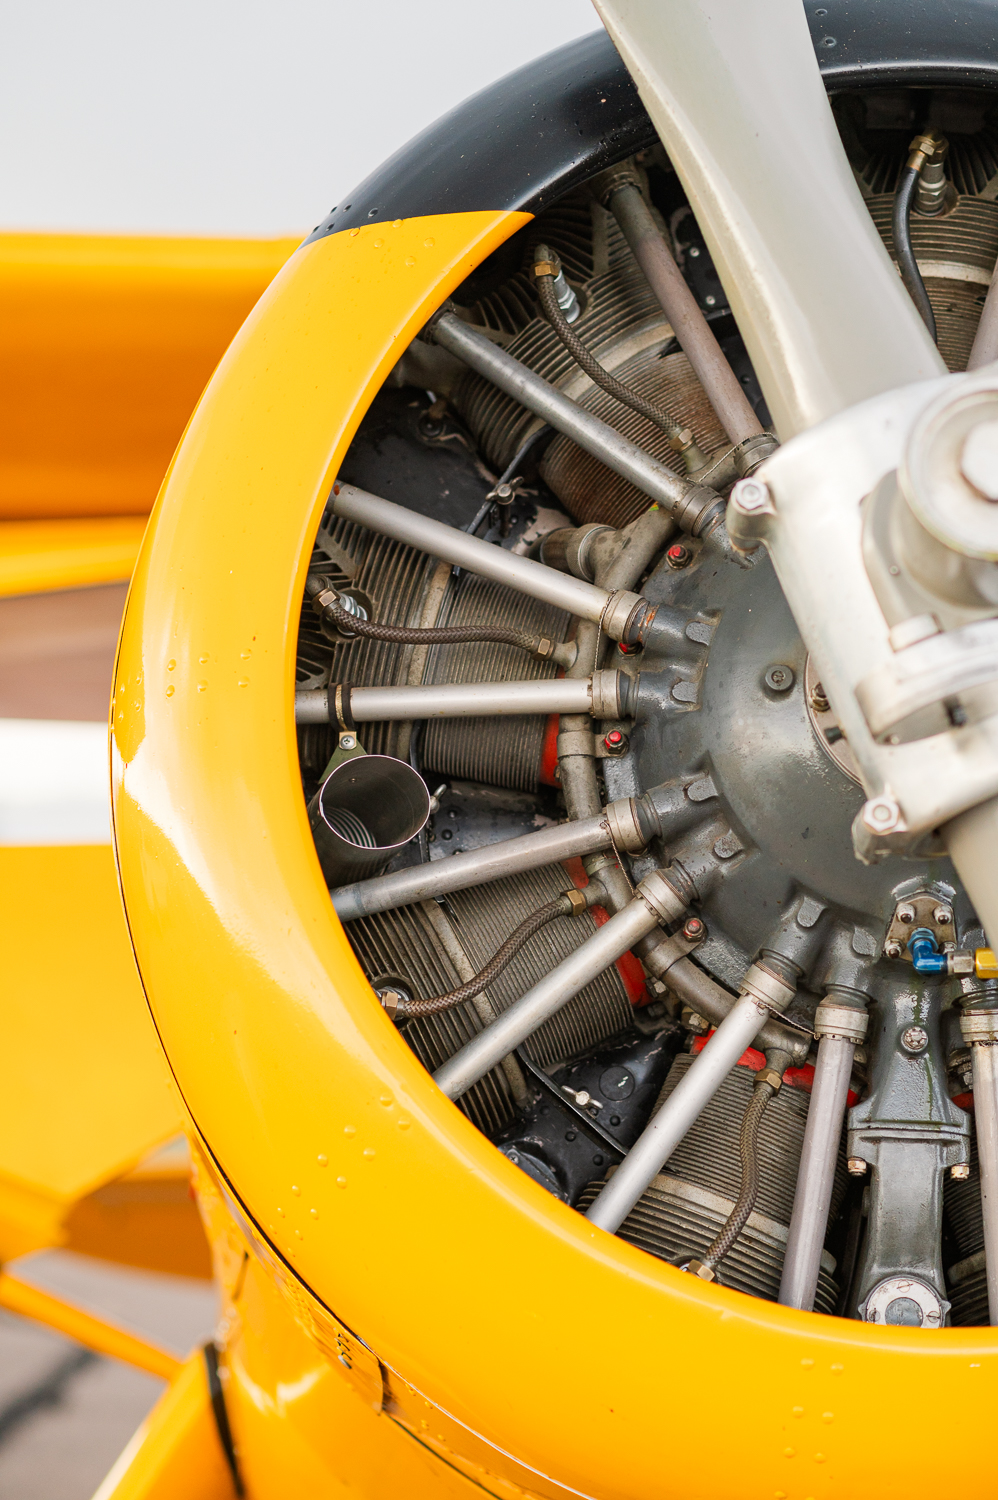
[305, 3, 998, 244]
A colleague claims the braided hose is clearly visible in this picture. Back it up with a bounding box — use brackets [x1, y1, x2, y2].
[307, 576, 553, 658]
[396, 895, 576, 1018]
[533, 257, 705, 471]
[700, 1076, 777, 1271]
[892, 132, 942, 342]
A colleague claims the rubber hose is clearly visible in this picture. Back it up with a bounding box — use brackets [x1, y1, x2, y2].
[892, 166, 937, 342]
[398, 896, 574, 1017]
[701, 1077, 777, 1270]
[534, 270, 699, 456]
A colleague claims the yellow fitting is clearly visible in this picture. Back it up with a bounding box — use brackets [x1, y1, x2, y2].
[532, 260, 558, 279]
[906, 129, 945, 174]
[975, 947, 998, 980]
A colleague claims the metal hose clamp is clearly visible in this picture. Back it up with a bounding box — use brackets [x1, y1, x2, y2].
[960, 1009, 998, 1045]
[814, 1003, 869, 1044]
[604, 797, 649, 854]
[740, 962, 795, 1016]
[635, 868, 689, 925]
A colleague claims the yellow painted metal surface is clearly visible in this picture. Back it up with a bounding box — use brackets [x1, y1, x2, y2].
[112, 210, 998, 1499]
[0, 232, 298, 521]
[91, 1351, 234, 1500]
[0, 517, 148, 596]
[0, 845, 182, 1259]
[0, 1271, 181, 1380]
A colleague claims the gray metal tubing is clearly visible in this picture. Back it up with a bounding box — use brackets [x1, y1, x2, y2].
[430, 313, 710, 521]
[607, 181, 763, 446]
[331, 483, 614, 625]
[971, 1041, 998, 1324]
[585, 992, 770, 1232]
[778, 1035, 855, 1310]
[296, 676, 622, 726]
[331, 812, 612, 923]
[433, 896, 662, 1100]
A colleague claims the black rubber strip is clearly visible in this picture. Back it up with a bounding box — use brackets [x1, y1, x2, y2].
[203, 1342, 244, 1497]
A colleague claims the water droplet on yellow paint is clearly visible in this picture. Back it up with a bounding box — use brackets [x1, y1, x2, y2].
[237, 678, 249, 687]
[166, 686, 175, 698]
[295, 1229, 302, 1239]
[197, 681, 207, 692]
[344, 1125, 356, 1137]
[317, 1154, 328, 1167]
[363, 1147, 376, 1160]
[277, 1207, 285, 1217]
[398, 1119, 410, 1130]
[392, 218, 402, 228]
[379, 1093, 393, 1107]
[199, 654, 208, 664]
[774, 1492, 787, 1498]
[792, 1407, 804, 1418]
[783, 1448, 795, 1458]
[424, 237, 434, 248]
[349, 228, 360, 237]
[822, 1412, 834, 1423]
[336, 1176, 347, 1188]
[814, 1453, 826, 1463]
[830, 1363, 844, 1374]
[801, 1358, 814, 1369]
[291, 1185, 301, 1196]
[373, 237, 384, 248]
[405, 255, 416, 267]
[240, 649, 251, 658]
[167, 659, 176, 670]
[310, 1208, 319, 1219]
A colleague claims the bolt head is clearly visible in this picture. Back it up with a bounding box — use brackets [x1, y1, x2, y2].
[340, 734, 356, 749]
[951, 1163, 971, 1181]
[666, 543, 691, 570]
[901, 1025, 929, 1054]
[897, 904, 916, 924]
[731, 478, 771, 514]
[683, 916, 706, 941]
[764, 664, 795, 693]
[848, 1157, 868, 1176]
[885, 940, 903, 960]
[933, 906, 953, 926]
[863, 795, 902, 833]
[960, 418, 998, 502]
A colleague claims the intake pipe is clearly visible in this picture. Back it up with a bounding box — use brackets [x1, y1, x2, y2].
[424, 311, 725, 536]
[432, 868, 689, 1100]
[296, 670, 638, 726]
[330, 782, 677, 922]
[960, 1007, 998, 1323]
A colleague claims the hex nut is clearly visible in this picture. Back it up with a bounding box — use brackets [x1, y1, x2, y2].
[847, 1157, 868, 1176]
[730, 478, 771, 514]
[884, 940, 903, 960]
[951, 1163, 972, 1181]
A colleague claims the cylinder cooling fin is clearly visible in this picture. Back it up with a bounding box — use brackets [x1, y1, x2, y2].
[111, 21, 998, 1500]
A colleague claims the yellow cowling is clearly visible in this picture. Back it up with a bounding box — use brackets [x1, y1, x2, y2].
[110, 209, 998, 1500]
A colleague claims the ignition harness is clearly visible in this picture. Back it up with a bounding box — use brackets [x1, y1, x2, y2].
[531, 246, 708, 474]
[306, 575, 561, 661]
[385, 890, 588, 1019]
[685, 1060, 786, 1281]
[892, 130, 943, 342]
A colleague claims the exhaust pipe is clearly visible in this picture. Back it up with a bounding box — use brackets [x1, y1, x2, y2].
[309, 755, 430, 886]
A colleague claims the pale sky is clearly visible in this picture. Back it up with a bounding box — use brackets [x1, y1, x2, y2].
[0, 0, 603, 238]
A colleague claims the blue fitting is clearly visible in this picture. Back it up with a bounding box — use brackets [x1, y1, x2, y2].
[908, 927, 948, 975]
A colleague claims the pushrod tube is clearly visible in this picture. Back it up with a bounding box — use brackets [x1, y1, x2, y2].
[428, 314, 721, 534]
[332, 811, 615, 922]
[961, 1010, 998, 1323]
[330, 484, 642, 639]
[296, 671, 633, 725]
[779, 999, 866, 1310]
[432, 870, 685, 1101]
[586, 966, 794, 1232]
[604, 179, 763, 447]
